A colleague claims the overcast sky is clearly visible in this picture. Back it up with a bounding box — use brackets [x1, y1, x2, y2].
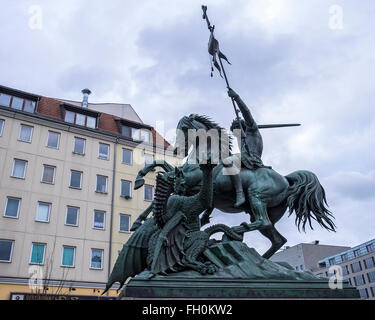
[1, 0, 374, 254]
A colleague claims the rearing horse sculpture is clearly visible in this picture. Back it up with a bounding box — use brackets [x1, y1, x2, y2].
[136, 114, 335, 259]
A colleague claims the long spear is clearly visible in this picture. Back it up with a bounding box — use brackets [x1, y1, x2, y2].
[201, 5, 249, 146]
[201, 5, 301, 133]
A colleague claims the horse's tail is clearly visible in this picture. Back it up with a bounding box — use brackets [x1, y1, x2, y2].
[102, 218, 158, 295]
[285, 170, 336, 232]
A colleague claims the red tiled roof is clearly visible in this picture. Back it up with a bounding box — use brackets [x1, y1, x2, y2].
[37, 97, 170, 148]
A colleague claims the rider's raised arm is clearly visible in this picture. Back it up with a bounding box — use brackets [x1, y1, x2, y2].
[228, 88, 257, 129]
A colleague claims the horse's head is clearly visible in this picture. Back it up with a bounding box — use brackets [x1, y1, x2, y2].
[174, 114, 233, 161]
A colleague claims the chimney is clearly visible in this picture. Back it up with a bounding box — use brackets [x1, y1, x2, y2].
[81, 88, 91, 108]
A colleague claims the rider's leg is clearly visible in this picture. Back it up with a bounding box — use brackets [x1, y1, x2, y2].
[230, 174, 246, 207]
[222, 156, 246, 208]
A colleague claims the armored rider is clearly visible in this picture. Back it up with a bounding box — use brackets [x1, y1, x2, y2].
[223, 88, 270, 208]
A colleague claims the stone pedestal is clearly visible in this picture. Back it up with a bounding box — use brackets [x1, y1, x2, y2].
[121, 241, 359, 299]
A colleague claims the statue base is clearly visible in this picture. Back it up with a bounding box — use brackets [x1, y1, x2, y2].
[121, 241, 359, 299]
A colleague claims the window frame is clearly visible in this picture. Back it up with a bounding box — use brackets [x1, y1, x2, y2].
[0, 119, 4, 136]
[18, 124, 33, 143]
[61, 246, 76, 268]
[122, 148, 133, 165]
[351, 261, 362, 273]
[96, 175, 108, 194]
[73, 137, 86, 155]
[144, 185, 154, 202]
[4, 197, 21, 219]
[90, 248, 104, 270]
[144, 153, 154, 166]
[0, 239, 15, 263]
[46, 131, 61, 149]
[120, 180, 132, 199]
[354, 274, 366, 286]
[65, 206, 79, 227]
[29, 243, 46, 265]
[41, 164, 56, 185]
[98, 143, 110, 160]
[353, 249, 361, 258]
[35, 202, 51, 223]
[64, 110, 97, 129]
[364, 257, 375, 269]
[93, 210, 106, 230]
[0, 93, 12, 107]
[69, 170, 83, 189]
[119, 214, 131, 233]
[11, 159, 28, 179]
[368, 271, 375, 283]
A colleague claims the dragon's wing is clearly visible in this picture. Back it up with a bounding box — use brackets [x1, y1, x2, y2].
[150, 212, 188, 275]
[103, 218, 158, 294]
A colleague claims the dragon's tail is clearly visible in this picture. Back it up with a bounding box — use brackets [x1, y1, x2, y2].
[204, 224, 243, 241]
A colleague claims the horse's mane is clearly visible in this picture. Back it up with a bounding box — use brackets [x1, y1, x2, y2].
[178, 114, 233, 158]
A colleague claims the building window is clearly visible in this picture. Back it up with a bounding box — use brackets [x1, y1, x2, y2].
[0, 93, 12, 107]
[144, 185, 153, 201]
[0, 240, 14, 262]
[371, 286, 375, 297]
[73, 137, 85, 155]
[342, 265, 350, 276]
[18, 124, 33, 143]
[65, 206, 79, 226]
[90, 249, 103, 269]
[121, 180, 132, 198]
[41, 165, 56, 184]
[121, 125, 131, 138]
[86, 116, 96, 129]
[30, 243, 46, 265]
[11, 159, 27, 179]
[354, 275, 365, 286]
[96, 175, 108, 193]
[364, 257, 375, 269]
[341, 253, 348, 262]
[359, 288, 368, 299]
[65, 111, 75, 123]
[61, 246, 75, 267]
[36, 202, 51, 222]
[145, 154, 154, 166]
[366, 243, 375, 253]
[64, 111, 96, 129]
[122, 148, 132, 165]
[46, 131, 60, 149]
[0, 119, 4, 136]
[120, 214, 130, 232]
[98, 143, 109, 160]
[70, 170, 82, 189]
[76, 113, 86, 126]
[351, 261, 362, 273]
[132, 128, 151, 143]
[328, 258, 336, 266]
[368, 271, 375, 283]
[4, 197, 21, 219]
[93, 210, 105, 230]
[0, 93, 36, 113]
[353, 249, 361, 258]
